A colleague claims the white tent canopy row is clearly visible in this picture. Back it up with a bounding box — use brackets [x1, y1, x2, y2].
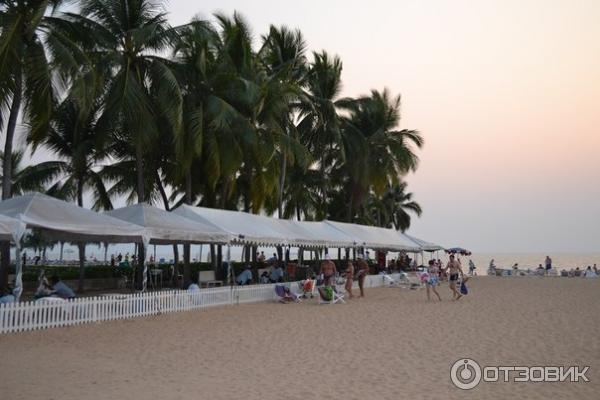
[0, 193, 444, 299]
[172, 204, 435, 252]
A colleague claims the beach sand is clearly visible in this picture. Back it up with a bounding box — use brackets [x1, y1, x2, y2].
[1, 277, 599, 400]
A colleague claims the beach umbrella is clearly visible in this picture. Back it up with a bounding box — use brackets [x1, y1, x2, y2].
[445, 247, 472, 256]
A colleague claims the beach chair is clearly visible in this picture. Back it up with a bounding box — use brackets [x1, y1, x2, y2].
[382, 273, 400, 287]
[398, 272, 424, 289]
[274, 285, 300, 303]
[318, 277, 346, 305]
[297, 278, 317, 299]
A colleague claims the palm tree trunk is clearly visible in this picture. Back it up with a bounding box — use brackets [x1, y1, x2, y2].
[2, 68, 22, 199]
[278, 151, 286, 219]
[78, 243, 86, 292]
[0, 70, 22, 290]
[183, 171, 192, 287]
[135, 141, 145, 202]
[133, 151, 145, 289]
[155, 171, 179, 269]
[77, 180, 86, 292]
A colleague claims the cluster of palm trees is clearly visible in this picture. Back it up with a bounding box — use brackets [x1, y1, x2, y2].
[0, 1, 423, 287]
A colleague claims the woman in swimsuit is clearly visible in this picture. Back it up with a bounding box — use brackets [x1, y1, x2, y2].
[446, 254, 464, 300]
[344, 261, 354, 298]
[425, 260, 442, 301]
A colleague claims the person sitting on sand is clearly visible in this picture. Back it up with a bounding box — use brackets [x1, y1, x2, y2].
[344, 261, 354, 299]
[0, 287, 15, 304]
[236, 265, 253, 285]
[259, 270, 270, 284]
[49, 275, 76, 299]
[445, 255, 464, 300]
[425, 260, 442, 302]
[269, 263, 284, 283]
[188, 276, 200, 291]
[355, 255, 369, 297]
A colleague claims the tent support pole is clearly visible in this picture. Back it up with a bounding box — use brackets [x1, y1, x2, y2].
[14, 243, 23, 301]
[226, 244, 232, 286]
[141, 240, 149, 292]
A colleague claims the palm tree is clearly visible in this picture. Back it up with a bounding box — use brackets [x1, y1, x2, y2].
[297, 51, 345, 219]
[368, 182, 422, 231]
[28, 97, 111, 291]
[0, 150, 57, 194]
[65, 0, 183, 203]
[30, 98, 111, 209]
[0, 0, 79, 290]
[259, 25, 309, 218]
[337, 89, 423, 222]
[0, 0, 67, 199]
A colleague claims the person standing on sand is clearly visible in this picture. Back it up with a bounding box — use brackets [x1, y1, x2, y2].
[468, 259, 476, 276]
[445, 255, 464, 300]
[344, 261, 354, 298]
[545, 256, 552, 274]
[355, 254, 370, 297]
[319, 255, 337, 286]
[425, 260, 442, 301]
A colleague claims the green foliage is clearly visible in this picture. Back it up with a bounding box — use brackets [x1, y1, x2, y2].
[0, 1, 423, 239]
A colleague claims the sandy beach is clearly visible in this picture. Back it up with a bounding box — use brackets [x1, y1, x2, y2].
[1, 277, 599, 400]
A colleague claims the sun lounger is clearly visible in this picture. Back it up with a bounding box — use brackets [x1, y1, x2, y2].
[275, 285, 300, 303]
[317, 276, 346, 304]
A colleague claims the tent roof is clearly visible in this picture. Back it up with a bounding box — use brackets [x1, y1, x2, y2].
[107, 203, 231, 245]
[293, 221, 358, 248]
[0, 214, 26, 243]
[324, 220, 421, 251]
[173, 205, 287, 246]
[402, 234, 444, 252]
[0, 193, 146, 243]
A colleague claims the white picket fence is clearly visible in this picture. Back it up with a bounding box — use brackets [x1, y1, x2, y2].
[0, 274, 400, 335]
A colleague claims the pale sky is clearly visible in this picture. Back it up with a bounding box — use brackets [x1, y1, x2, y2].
[13, 0, 599, 254]
[167, 0, 600, 252]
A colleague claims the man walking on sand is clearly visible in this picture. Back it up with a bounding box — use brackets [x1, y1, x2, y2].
[355, 254, 370, 297]
[445, 255, 464, 300]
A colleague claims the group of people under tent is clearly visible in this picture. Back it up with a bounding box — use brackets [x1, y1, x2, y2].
[0, 275, 76, 304]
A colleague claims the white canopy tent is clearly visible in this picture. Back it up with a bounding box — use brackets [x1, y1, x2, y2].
[107, 203, 231, 245]
[293, 221, 358, 249]
[402, 234, 444, 252]
[173, 204, 288, 247]
[324, 220, 421, 252]
[0, 214, 26, 244]
[0, 193, 148, 297]
[0, 215, 27, 299]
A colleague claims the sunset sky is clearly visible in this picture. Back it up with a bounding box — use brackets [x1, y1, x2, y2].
[165, 0, 600, 252]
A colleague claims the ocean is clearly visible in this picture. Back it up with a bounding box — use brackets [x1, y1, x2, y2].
[21, 242, 600, 272]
